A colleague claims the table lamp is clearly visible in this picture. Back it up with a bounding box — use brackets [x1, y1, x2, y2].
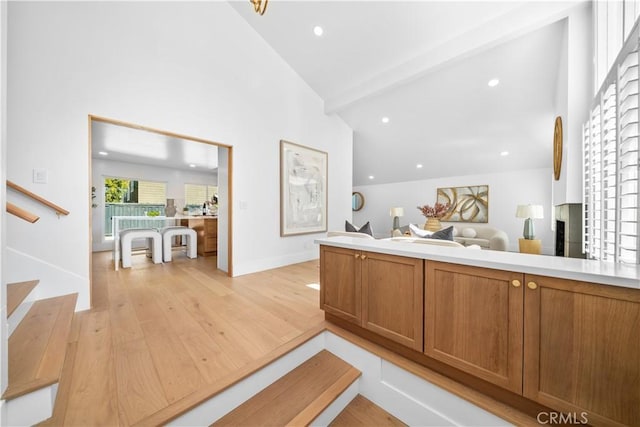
[390, 207, 404, 232]
[516, 204, 544, 239]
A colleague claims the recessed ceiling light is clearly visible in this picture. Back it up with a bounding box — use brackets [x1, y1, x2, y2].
[368, 175, 375, 180]
[313, 26, 323, 36]
[189, 164, 196, 168]
[416, 164, 423, 169]
[488, 78, 500, 87]
[381, 117, 390, 124]
[98, 151, 108, 156]
[500, 151, 509, 156]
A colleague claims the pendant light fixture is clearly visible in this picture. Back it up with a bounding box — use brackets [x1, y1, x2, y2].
[250, 0, 268, 15]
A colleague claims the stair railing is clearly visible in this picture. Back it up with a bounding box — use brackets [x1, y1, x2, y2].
[6, 180, 70, 217]
[6, 202, 39, 223]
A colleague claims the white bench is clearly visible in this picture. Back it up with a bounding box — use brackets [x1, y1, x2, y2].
[120, 228, 162, 268]
[161, 226, 197, 262]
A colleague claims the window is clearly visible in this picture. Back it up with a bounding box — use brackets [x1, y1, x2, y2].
[103, 177, 167, 237]
[594, 0, 640, 90]
[584, 23, 640, 264]
[185, 184, 217, 207]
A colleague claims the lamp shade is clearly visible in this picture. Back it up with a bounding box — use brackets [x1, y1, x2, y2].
[390, 207, 404, 217]
[516, 204, 544, 219]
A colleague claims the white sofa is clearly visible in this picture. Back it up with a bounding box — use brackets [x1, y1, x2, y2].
[443, 223, 509, 251]
[326, 231, 375, 239]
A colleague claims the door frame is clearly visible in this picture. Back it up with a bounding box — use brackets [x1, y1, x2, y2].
[88, 115, 234, 302]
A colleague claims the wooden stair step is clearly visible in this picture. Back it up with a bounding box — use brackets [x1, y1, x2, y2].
[7, 280, 40, 318]
[330, 395, 407, 426]
[213, 350, 361, 426]
[3, 293, 78, 400]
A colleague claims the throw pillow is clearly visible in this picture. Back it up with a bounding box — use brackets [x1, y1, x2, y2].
[421, 226, 454, 241]
[345, 220, 373, 236]
[452, 227, 459, 237]
[462, 228, 477, 238]
[409, 223, 433, 238]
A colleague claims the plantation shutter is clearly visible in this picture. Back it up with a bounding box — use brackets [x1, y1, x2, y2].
[584, 29, 640, 264]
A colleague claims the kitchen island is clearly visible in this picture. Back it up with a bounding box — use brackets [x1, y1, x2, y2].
[316, 236, 640, 426]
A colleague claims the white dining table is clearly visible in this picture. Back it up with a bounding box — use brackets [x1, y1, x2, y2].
[112, 215, 207, 270]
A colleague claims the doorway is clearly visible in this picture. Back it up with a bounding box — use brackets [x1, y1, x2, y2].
[88, 115, 233, 296]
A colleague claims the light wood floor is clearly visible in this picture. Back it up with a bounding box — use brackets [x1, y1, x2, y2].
[330, 395, 407, 427]
[44, 251, 325, 426]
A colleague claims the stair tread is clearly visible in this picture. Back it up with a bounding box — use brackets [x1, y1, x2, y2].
[330, 395, 407, 427]
[213, 350, 360, 426]
[3, 293, 78, 400]
[6, 280, 40, 318]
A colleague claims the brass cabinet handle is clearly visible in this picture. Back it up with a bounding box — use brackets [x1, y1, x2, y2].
[527, 281, 538, 290]
[511, 279, 521, 288]
[354, 253, 361, 259]
[361, 254, 367, 260]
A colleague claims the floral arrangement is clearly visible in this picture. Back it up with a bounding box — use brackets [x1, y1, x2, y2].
[417, 202, 450, 218]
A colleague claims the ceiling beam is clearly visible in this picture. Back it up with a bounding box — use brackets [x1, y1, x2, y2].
[324, 1, 587, 115]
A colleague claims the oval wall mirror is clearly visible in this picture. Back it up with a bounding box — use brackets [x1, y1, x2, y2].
[352, 192, 365, 211]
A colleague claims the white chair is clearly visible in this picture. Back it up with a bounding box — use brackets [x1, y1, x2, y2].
[161, 226, 197, 262]
[120, 228, 162, 268]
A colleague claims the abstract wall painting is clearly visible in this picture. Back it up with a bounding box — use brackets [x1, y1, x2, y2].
[280, 140, 328, 236]
[437, 185, 489, 223]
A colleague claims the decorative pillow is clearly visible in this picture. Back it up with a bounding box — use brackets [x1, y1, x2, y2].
[462, 228, 477, 238]
[452, 227, 459, 237]
[421, 226, 454, 241]
[345, 220, 373, 236]
[409, 223, 433, 238]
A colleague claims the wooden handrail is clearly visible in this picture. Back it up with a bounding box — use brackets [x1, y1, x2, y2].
[7, 180, 70, 216]
[6, 202, 40, 223]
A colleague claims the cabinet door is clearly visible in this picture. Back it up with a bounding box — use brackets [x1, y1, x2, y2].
[320, 246, 361, 324]
[361, 252, 424, 351]
[524, 275, 640, 426]
[424, 261, 523, 393]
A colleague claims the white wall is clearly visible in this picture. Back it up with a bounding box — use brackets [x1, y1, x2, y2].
[553, 2, 592, 206]
[1, 0, 8, 411]
[353, 168, 555, 254]
[6, 1, 353, 304]
[91, 158, 218, 252]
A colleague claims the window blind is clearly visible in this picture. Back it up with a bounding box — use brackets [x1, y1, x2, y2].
[584, 26, 640, 264]
[185, 184, 218, 206]
[137, 181, 167, 204]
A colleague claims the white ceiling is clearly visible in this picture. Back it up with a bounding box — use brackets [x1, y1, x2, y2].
[91, 120, 218, 173]
[231, 0, 583, 185]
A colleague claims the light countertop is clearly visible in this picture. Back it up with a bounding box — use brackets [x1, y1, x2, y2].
[315, 236, 640, 290]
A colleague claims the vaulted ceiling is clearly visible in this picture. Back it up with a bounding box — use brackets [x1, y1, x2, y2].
[231, 1, 585, 185]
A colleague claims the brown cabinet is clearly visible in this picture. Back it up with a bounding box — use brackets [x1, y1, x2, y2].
[182, 217, 217, 256]
[320, 246, 361, 325]
[424, 261, 524, 393]
[523, 275, 640, 426]
[320, 246, 424, 351]
[362, 251, 424, 351]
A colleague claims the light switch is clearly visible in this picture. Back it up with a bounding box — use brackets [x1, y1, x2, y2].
[33, 168, 47, 184]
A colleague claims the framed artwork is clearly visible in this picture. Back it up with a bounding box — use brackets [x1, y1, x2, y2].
[437, 185, 489, 223]
[280, 140, 328, 236]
